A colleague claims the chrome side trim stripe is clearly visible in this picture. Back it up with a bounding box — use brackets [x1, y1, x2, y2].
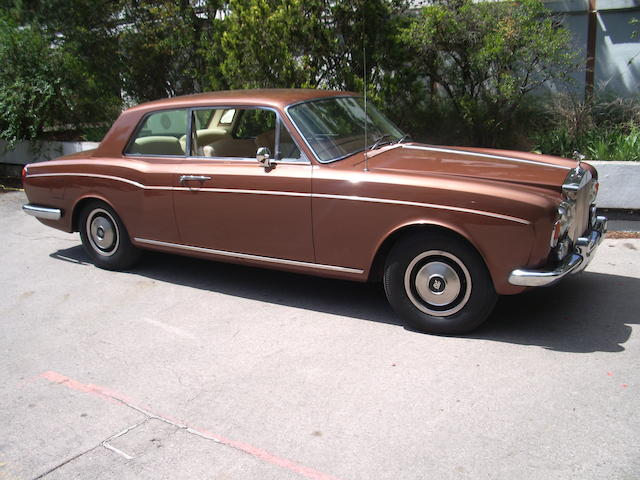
[28, 173, 150, 189]
[134, 238, 365, 274]
[27, 172, 529, 224]
[402, 145, 570, 170]
[312, 193, 530, 225]
[172, 187, 311, 197]
[23, 204, 62, 220]
[26, 173, 310, 197]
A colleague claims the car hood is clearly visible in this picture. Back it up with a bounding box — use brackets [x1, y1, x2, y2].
[360, 143, 576, 191]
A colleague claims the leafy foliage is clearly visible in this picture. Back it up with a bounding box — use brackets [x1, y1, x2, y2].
[0, 12, 69, 146]
[0, 1, 123, 145]
[533, 93, 640, 161]
[219, 0, 420, 127]
[401, 0, 578, 145]
[120, 0, 226, 103]
[221, 0, 399, 90]
[2, 0, 633, 163]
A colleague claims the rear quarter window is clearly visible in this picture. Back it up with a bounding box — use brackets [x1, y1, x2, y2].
[126, 109, 187, 156]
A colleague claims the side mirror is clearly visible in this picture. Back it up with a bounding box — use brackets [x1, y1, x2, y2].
[256, 146, 272, 169]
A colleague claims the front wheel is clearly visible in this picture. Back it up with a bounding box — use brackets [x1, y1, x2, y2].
[79, 201, 140, 270]
[383, 232, 497, 334]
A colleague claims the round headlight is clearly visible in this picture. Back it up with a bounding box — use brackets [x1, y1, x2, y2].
[550, 202, 571, 247]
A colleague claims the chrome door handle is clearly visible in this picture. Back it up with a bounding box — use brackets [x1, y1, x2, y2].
[179, 175, 211, 184]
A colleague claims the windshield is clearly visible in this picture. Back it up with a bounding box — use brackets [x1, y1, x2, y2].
[287, 96, 405, 163]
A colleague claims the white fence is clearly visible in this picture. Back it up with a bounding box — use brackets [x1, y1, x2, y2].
[0, 140, 99, 166]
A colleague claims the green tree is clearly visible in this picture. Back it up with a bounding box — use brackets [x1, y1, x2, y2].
[219, 0, 419, 129]
[120, 0, 226, 102]
[401, 0, 578, 145]
[0, 11, 72, 145]
[5, 0, 123, 125]
[220, 1, 405, 89]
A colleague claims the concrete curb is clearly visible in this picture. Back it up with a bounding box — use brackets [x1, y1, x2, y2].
[591, 161, 640, 210]
[0, 140, 99, 166]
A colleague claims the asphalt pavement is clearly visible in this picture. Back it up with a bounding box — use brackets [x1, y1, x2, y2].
[1, 190, 639, 480]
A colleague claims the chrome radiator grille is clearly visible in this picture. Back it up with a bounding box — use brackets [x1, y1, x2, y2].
[562, 166, 597, 243]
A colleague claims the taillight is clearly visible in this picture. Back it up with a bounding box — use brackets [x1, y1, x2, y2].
[22, 165, 28, 183]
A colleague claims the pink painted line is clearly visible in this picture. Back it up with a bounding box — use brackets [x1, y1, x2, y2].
[41, 371, 133, 402]
[39, 371, 344, 480]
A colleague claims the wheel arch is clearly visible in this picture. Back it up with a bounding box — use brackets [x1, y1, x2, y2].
[71, 195, 120, 232]
[368, 222, 489, 283]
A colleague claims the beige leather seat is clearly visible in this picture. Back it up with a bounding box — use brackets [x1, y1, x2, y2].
[179, 129, 230, 154]
[197, 128, 228, 146]
[130, 136, 183, 155]
[208, 138, 258, 158]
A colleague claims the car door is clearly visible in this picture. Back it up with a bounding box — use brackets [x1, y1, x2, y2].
[172, 106, 314, 263]
[122, 107, 188, 244]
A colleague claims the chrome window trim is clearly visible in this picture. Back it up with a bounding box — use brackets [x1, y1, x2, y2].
[186, 105, 309, 164]
[185, 154, 310, 164]
[133, 237, 364, 274]
[402, 145, 571, 170]
[26, 172, 530, 224]
[285, 94, 357, 110]
[186, 104, 194, 158]
[122, 105, 309, 163]
[123, 107, 190, 158]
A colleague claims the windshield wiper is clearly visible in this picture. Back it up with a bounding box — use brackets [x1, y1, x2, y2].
[395, 134, 412, 144]
[369, 134, 396, 150]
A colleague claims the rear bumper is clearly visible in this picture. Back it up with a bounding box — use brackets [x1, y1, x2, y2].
[508, 216, 607, 287]
[23, 204, 63, 221]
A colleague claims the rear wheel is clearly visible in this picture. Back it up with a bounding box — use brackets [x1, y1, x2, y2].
[79, 201, 140, 270]
[384, 232, 497, 334]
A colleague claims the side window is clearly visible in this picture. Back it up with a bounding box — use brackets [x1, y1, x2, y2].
[219, 109, 235, 125]
[279, 124, 303, 161]
[194, 110, 214, 130]
[126, 109, 187, 156]
[234, 109, 276, 139]
[188, 107, 303, 161]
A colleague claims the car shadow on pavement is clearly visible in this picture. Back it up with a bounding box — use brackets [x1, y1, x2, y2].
[50, 245, 401, 326]
[474, 271, 639, 353]
[51, 245, 638, 352]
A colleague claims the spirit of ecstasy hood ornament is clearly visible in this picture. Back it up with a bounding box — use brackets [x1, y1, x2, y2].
[572, 150, 585, 171]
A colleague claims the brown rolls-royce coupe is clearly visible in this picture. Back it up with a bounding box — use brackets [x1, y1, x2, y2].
[22, 89, 607, 334]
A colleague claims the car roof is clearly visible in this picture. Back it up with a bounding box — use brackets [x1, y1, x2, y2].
[126, 89, 358, 112]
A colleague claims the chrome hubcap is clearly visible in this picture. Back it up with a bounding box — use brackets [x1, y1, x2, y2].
[404, 250, 472, 317]
[86, 208, 119, 257]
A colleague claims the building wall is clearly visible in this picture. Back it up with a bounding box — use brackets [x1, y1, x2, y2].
[544, 0, 640, 97]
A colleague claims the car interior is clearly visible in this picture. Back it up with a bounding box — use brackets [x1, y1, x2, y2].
[127, 107, 302, 161]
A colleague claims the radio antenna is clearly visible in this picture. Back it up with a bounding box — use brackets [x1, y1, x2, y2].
[363, 17, 369, 172]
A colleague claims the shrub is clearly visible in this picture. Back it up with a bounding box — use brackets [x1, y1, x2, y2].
[0, 4, 123, 146]
[532, 93, 640, 161]
[400, 0, 578, 147]
[0, 13, 71, 146]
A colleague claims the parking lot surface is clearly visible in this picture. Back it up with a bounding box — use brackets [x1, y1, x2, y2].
[1, 190, 639, 480]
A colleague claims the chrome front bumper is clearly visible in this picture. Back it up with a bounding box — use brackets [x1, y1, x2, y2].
[23, 204, 63, 220]
[508, 216, 608, 287]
